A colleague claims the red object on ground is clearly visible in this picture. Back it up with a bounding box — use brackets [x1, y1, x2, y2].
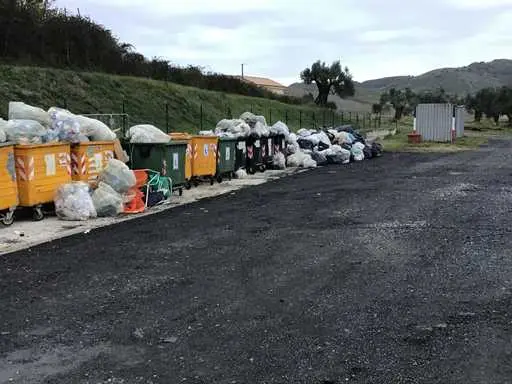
[408, 132, 422, 144]
[124, 169, 148, 214]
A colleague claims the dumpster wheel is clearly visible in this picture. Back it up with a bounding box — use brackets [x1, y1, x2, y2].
[178, 188, 183, 196]
[1, 210, 14, 226]
[259, 164, 266, 173]
[33, 206, 44, 221]
[216, 174, 223, 184]
[185, 181, 192, 190]
[210, 177, 215, 186]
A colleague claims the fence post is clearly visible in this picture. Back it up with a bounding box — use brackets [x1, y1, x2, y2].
[299, 110, 302, 129]
[312, 112, 316, 128]
[323, 110, 326, 127]
[331, 111, 335, 127]
[250, 104, 253, 113]
[122, 99, 126, 136]
[285, 110, 289, 125]
[165, 102, 169, 133]
[341, 111, 344, 124]
[349, 112, 352, 122]
[269, 108, 272, 125]
[362, 114, 365, 130]
[356, 114, 359, 125]
[378, 113, 382, 128]
[200, 104, 203, 131]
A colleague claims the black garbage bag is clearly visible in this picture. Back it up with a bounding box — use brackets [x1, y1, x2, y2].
[317, 141, 330, 151]
[326, 153, 344, 164]
[311, 151, 328, 166]
[371, 142, 383, 157]
[363, 145, 373, 159]
[298, 138, 315, 151]
[341, 143, 352, 151]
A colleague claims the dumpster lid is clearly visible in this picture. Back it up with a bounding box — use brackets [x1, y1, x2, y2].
[14, 142, 70, 149]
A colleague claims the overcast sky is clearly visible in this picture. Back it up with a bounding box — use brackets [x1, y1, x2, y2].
[55, 0, 512, 85]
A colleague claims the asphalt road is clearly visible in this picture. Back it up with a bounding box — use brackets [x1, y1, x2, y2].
[1, 140, 512, 384]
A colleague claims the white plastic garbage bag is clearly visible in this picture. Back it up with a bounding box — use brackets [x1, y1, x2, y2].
[54, 182, 97, 221]
[287, 133, 298, 144]
[250, 121, 269, 137]
[4, 119, 47, 144]
[91, 182, 124, 217]
[286, 151, 316, 168]
[235, 169, 247, 179]
[270, 121, 290, 136]
[8, 102, 51, 127]
[127, 124, 170, 144]
[273, 152, 286, 170]
[215, 119, 251, 138]
[351, 142, 365, 161]
[198, 130, 215, 136]
[75, 115, 117, 141]
[98, 158, 136, 193]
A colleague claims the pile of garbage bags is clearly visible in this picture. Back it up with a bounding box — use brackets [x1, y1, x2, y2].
[0, 102, 117, 145]
[286, 124, 383, 167]
[205, 112, 291, 140]
[54, 158, 137, 220]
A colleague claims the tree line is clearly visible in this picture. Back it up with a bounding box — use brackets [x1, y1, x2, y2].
[0, 0, 303, 105]
[374, 86, 512, 126]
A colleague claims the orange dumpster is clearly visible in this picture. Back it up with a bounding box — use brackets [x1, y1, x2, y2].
[0, 143, 18, 225]
[71, 141, 115, 185]
[190, 135, 218, 185]
[15, 143, 71, 220]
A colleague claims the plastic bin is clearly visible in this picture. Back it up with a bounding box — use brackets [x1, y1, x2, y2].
[0, 143, 18, 225]
[272, 134, 286, 156]
[245, 135, 265, 174]
[129, 141, 187, 196]
[191, 135, 218, 185]
[261, 135, 274, 168]
[14, 143, 71, 220]
[234, 137, 246, 171]
[169, 133, 192, 188]
[71, 141, 115, 185]
[216, 137, 237, 182]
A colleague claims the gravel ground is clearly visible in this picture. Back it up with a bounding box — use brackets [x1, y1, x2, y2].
[1, 140, 512, 383]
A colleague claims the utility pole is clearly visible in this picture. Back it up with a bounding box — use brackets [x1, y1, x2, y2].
[241, 63, 245, 79]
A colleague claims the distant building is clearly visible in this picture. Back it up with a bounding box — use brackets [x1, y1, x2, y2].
[237, 75, 287, 95]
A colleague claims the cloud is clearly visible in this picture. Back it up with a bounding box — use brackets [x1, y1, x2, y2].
[54, 0, 512, 83]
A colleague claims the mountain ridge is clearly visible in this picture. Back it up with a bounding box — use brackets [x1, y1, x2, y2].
[286, 59, 512, 112]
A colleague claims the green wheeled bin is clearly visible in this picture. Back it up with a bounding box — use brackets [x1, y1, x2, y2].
[129, 141, 187, 196]
[216, 137, 237, 183]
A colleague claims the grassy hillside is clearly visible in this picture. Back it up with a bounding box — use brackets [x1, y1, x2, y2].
[0, 65, 339, 134]
[359, 59, 512, 95]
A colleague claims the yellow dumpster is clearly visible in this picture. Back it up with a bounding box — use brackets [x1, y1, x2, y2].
[191, 135, 218, 186]
[71, 141, 115, 185]
[15, 143, 71, 220]
[0, 143, 18, 226]
[169, 133, 192, 188]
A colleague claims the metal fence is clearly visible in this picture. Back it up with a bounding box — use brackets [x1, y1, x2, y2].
[54, 98, 390, 135]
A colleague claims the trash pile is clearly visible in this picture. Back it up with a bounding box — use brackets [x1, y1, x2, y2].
[54, 158, 137, 220]
[284, 124, 383, 168]
[0, 102, 117, 144]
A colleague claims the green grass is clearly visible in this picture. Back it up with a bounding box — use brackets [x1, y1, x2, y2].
[0, 65, 340, 134]
[381, 117, 492, 152]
